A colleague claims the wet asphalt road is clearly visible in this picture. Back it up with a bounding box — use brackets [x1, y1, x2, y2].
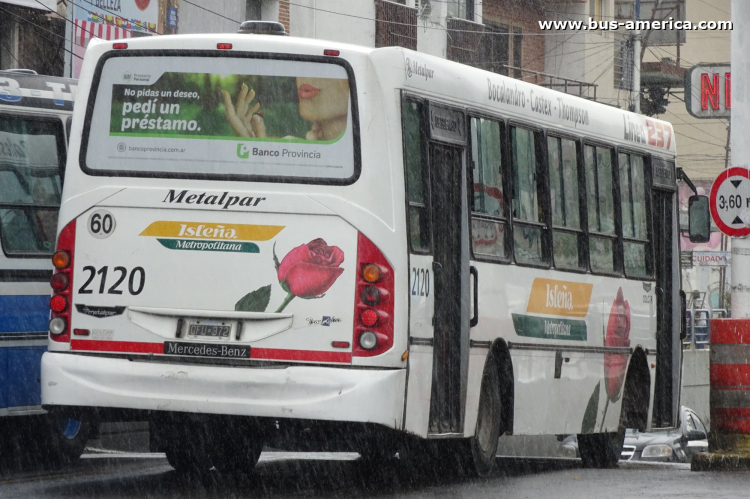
[1, 452, 750, 499]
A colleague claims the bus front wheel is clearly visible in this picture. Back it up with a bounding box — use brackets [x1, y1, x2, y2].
[470, 353, 503, 477]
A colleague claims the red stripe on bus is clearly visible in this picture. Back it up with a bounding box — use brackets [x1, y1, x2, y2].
[71, 339, 163, 354]
[251, 348, 351, 363]
[70, 340, 350, 363]
[710, 364, 750, 387]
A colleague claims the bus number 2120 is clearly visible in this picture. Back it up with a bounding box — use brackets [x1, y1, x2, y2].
[411, 267, 430, 297]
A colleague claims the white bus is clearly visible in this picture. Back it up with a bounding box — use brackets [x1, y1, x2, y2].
[0, 70, 92, 463]
[42, 25, 709, 475]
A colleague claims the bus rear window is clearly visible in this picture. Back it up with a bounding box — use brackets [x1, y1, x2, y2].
[83, 54, 358, 183]
[0, 116, 63, 256]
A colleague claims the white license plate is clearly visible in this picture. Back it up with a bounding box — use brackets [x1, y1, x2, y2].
[187, 320, 231, 339]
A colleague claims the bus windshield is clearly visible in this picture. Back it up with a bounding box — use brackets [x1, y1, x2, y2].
[83, 54, 358, 182]
[0, 115, 62, 256]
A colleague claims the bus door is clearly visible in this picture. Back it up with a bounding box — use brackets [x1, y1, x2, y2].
[650, 158, 679, 428]
[425, 105, 471, 434]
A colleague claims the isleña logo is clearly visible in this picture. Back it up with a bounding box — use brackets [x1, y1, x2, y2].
[526, 278, 593, 318]
[139, 221, 285, 254]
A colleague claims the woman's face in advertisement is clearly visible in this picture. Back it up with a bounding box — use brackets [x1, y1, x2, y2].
[296, 77, 350, 123]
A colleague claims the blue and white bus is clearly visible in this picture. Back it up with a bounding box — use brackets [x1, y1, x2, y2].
[0, 70, 91, 464]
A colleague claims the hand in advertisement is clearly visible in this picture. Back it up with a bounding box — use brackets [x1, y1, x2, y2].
[222, 84, 266, 138]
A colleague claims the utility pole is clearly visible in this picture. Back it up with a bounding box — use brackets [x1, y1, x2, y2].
[633, 0, 641, 113]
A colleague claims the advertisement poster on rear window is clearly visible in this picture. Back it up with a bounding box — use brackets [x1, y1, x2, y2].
[85, 56, 356, 180]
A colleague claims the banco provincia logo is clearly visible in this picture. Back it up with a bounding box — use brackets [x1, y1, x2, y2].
[139, 221, 285, 254]
[237, 144, 250, 159]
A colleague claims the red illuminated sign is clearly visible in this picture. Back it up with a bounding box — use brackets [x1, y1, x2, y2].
[687, 64, 731, 119]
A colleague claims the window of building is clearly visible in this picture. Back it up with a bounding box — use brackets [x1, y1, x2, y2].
[470, 117, 508, 260]
[511, 126, 546, 266]
[402, 100, 430, 253]
[246, 0, 262, 20]
[585, 145, 618, 273]
[479, 23, 522, 78]
[548, 136, 585, 270]
[447, 0, 474, 21]
[619, 152, 651, 277]
[0, 116, 63, 256]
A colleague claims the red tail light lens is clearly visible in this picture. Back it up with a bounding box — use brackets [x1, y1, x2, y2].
[353, 233, 394, 357]
[50, 220, 76, 343]
[49, 295, 68, 313]
[217, 43, 233, 49]
[360, 308, 379, 327]
[113, 42, 128, 49]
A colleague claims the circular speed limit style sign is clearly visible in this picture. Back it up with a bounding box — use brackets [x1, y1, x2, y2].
[710, 167, 750, 237]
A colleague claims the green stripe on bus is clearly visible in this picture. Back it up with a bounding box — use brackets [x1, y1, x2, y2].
[511, 313, 587, 341]
[156, 238, 260, 253]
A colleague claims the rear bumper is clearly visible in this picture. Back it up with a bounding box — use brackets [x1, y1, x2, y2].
[41, 352, 406, 429]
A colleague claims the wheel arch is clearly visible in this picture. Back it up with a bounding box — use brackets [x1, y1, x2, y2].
[489, 339, 514, 435]
[622, 346, 650, 432]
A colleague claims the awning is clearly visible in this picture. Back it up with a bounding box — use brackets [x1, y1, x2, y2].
[74, 20, 133, 47]
[0, 0, 56, 11]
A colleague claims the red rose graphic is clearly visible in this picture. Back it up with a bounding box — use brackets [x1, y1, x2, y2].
[277, 238, 344, 299]
[604, 287, 631, 401]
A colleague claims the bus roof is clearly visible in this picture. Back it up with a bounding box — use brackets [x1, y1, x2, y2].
[82, 33, 675, 156]
[0, 71, 77, 112]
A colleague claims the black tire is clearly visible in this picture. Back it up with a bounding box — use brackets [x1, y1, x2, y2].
[210, 418, 264, 475]
[44, 411, 93, 466]
[578, 429, 625, 468]
[162, 418, 213, 474]
[470, 353, 503, 477]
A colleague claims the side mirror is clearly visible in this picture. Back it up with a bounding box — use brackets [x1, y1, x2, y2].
[688, 195, 711, 243]
[687, 429, 707, 441]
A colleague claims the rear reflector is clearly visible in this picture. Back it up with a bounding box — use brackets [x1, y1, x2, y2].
[113, 42, 128, 49]
[332, 341, 350, 349]
[74, 329, 90, 336]
[324, 49, 340, 56]
[217, 43, 233, 49]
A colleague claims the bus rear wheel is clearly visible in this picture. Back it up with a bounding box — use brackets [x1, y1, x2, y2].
[470, 353, 503, 477]
[578, 429, 625, 468]
[210, 420, 264, 475]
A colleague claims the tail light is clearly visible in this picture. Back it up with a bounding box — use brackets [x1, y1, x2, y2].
[50, 220, 76, 343]
[353, 233, 394, 357]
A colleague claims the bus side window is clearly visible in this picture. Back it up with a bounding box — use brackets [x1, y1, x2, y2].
[470, 117, 508, 260]
[548, 136, 585, 270]
[402, 100, 430, 253]
[619, 153, 651, 277]
[511, 126, 547, 266]
[585, 145, 619, 274]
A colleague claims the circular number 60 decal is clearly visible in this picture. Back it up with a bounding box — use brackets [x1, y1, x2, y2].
[88, 210, 116, 239]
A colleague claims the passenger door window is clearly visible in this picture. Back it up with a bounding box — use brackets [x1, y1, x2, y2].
[470, 117, 508, 259]
[619, 152, 651, 277]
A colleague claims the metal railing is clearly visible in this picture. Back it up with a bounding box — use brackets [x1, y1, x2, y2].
[683, 308, 728, 350]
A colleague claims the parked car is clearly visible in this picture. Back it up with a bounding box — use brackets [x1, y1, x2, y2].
[557, 406, 708, 463]
[621, 407, 708, 462]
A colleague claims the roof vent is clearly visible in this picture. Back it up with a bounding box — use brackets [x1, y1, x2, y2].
[238, 21, 286, 35]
